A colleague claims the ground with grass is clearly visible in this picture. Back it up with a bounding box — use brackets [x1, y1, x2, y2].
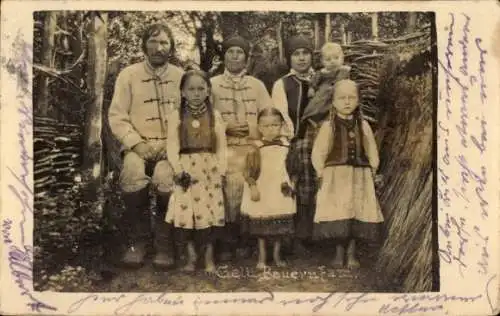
[69, 241, 398, 293]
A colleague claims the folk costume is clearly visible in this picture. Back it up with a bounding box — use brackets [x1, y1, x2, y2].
[165, 103, 227, 243]
[271, 36, 318, 240]
[211, 70, 273, 224]
[311, 114, 384, 242]
[108, 60, 183, 266]
[240, 138, 295, 238]
[109, 60, 184, 193]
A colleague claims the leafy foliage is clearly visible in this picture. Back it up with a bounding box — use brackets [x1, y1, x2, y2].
[36, 266, 94, 292]
[34, 181, 104, 288]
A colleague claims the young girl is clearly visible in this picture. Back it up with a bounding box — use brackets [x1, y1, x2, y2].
[240, 108, 296, 269]
[302, 42, 351, 128]
[311, 79, 383, 269]
[165, 70, 227, 273]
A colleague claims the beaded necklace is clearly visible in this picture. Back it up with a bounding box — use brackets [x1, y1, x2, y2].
[185, 101, 208, 128]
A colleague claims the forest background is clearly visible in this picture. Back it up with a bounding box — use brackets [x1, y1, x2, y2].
[32, 11, 436, 293]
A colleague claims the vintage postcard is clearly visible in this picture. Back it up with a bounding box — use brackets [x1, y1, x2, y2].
[0, 0, 499, 315]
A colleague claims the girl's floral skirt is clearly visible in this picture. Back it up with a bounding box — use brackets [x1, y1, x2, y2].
[166, 153, 225, 242]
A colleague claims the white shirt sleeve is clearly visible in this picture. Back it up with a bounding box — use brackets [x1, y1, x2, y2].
[166, 111, 182, 174]
[362, 120, 380, 172]
[271, 79, 294, 138]
[311, 121, 332, 177]
[108, 69, 143, 150]
[256, 80, 273, 111]
[214, 110, 228, 175]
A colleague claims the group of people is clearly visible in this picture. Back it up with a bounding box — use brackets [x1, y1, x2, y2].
[108, 23, 384, 274]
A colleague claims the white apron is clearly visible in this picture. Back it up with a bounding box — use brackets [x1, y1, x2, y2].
[241, 144, 295, 218]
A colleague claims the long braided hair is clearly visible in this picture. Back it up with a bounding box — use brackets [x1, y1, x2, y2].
[178, 70, 216, 152]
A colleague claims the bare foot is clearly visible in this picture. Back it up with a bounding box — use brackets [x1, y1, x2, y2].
[346, 256, 360, 269]
[275, 259, 287, 267]
[256, 261, 267, 270]
[331, 255, 344, 268]
[205, 263, 216, 273]
[182, 262, 196, 272]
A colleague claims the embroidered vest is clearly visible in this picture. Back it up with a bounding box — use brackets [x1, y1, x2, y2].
[324, 116, 370, 167]
[282, 76, 311, 139]
[179, 107, 216, 154]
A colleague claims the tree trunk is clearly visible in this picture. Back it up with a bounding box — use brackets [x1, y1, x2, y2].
[371, 12, 379, 40]
[83, 12, 108, 201]
[325, 13, 331, 43]
[71, 11, 85, 86]
[195, 28, 205, 70]
[38, 11, 57, 117]
[199, 13, 218, 72]
[56, 11, 72, 123]
[406, 12, 417, 33]
[59, 11, 72, 68]
[314, 18, 320, 49]
[340, 23, 346, 45]
[347, 31, 352, 44]
[277, 20, 284, 62]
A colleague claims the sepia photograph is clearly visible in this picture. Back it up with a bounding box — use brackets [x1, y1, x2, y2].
[31, 10, 438, 294]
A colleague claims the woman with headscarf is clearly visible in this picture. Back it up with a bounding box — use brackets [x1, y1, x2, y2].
[271, 36, 318, 255]
[211, 35, 274, 261]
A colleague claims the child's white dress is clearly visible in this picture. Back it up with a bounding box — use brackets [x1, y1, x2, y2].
[240, 138, 295, 237]
[311, 116, 384, 241]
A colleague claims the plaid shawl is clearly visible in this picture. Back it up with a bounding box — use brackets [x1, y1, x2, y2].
[286, 127, 318, 206]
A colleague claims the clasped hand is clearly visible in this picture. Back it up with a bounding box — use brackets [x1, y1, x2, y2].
[280, 182, 295, 198]
[133, 142, 167, 161]
[174, 171, 198, 192]
[226, 122, 249, 137]
[250, 182, 294, 202]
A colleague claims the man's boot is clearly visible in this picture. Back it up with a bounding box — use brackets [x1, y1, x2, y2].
[152, 192, 176, 270]
[120, 187, 151, 268]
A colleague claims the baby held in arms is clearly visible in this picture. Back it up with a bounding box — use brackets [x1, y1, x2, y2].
[302, 42, 351, 129]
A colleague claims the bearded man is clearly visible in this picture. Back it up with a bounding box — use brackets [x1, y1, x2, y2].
[108, 23, 183, 269]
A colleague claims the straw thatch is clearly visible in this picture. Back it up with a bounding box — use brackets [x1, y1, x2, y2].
[341, 27, 435, 292]
[371, 27, 435, 292]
